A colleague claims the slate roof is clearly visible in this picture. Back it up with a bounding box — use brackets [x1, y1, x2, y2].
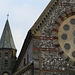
[0, 19, 16, 50]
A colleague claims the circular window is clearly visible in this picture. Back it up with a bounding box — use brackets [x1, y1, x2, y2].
[57, 15, 75, 66]
[64, 43, 70, 50]
[63, 24, 70, 31]
[73, 30, 75, 36]
[61, 34, 67, 40]
[72, 51, 75, 57]
[70, 19, 75, 25]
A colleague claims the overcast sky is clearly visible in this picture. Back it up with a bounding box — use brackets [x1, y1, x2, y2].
[0, 0, 50, 57]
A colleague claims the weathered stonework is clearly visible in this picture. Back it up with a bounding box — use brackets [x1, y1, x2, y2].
[33, 0, 75, 75]
[12, 0, 75, 75]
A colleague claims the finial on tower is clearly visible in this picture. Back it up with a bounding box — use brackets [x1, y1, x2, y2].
[7, 14, 9, 19]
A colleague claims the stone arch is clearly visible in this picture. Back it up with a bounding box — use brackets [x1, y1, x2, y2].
[52, 8, 75, 67]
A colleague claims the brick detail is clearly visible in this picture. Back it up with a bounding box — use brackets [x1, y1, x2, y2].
[55, 21, 60, 26]
[64, 12, 68, 18]
[59, 16, 64, 21]
[52, 28, 58, 33]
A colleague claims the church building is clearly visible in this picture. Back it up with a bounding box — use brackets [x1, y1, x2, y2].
[0, 0, 75, 75]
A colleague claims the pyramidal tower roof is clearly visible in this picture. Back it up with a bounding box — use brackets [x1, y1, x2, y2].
[0, 19, 16, 50]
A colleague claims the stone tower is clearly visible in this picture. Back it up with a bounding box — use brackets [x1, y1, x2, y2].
[0, 19, 17, 75]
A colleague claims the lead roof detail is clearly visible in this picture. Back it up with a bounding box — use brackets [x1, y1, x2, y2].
[0, 19, 16, 50]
